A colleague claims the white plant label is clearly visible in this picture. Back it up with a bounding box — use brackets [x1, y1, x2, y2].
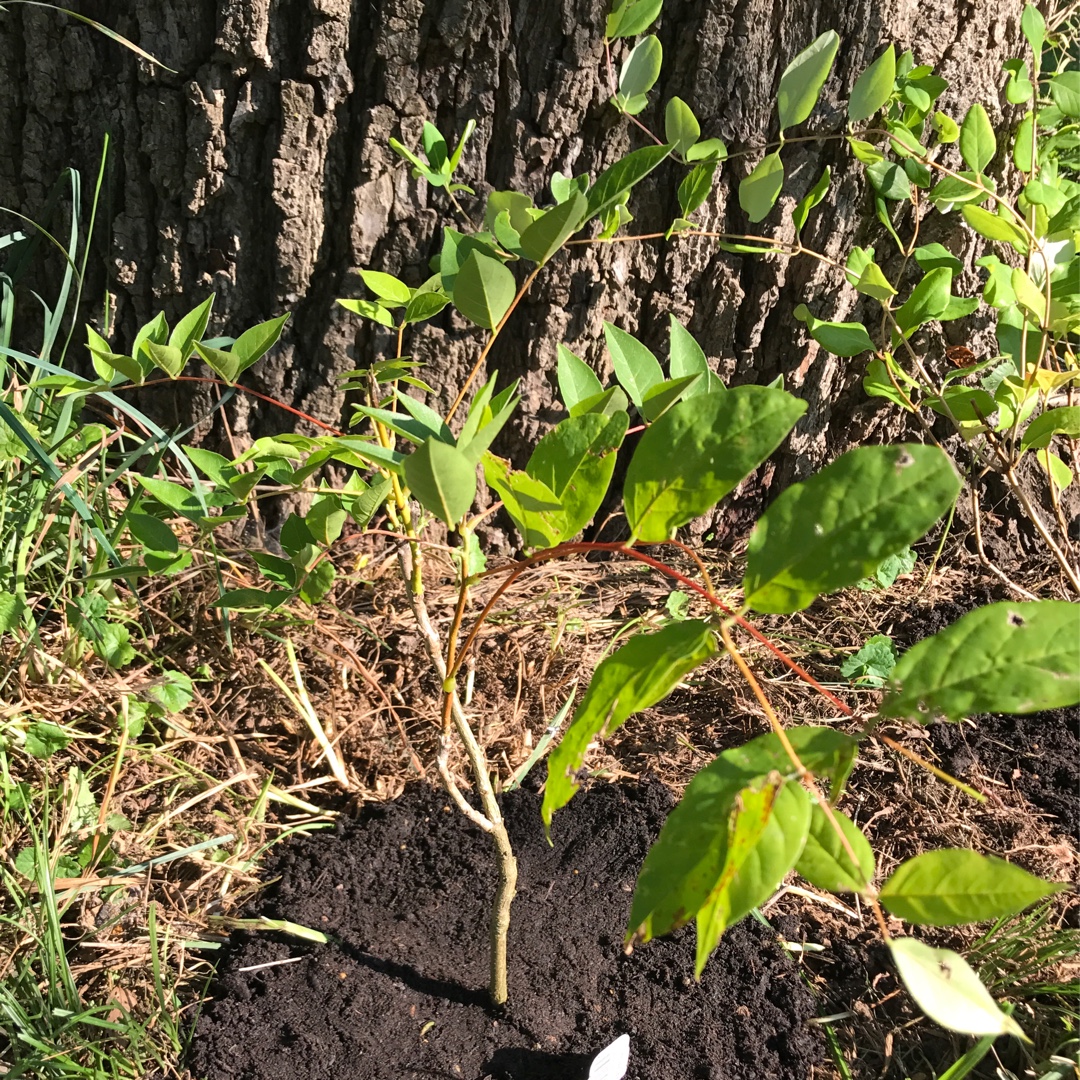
[588, 1033, 630, 1080]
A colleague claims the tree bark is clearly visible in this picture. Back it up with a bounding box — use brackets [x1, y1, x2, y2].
[0, 0, 1025, 535]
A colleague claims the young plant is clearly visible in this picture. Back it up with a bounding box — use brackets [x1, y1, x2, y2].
[311, 0, 1078, 1034]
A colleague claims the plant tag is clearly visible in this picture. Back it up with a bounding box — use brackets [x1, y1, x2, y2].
[588, 1033, 630, 1080]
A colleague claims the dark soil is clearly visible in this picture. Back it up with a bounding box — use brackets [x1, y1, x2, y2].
[189, 783, 826, 1080]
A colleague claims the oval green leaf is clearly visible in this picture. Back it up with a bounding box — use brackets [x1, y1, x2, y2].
[795, 804, 875, 895]
[618, 34, 662, 101]
[959, 103, 997, 173]
[519, 191, 588, 265]
[880, 850, 1065, 926]
[794, 304, 876, 356]
[359, 270, 412, 305]
[526, 410, 629, 541]
[880, 600, 1080, 722]
[403, 438, 476, 527]
[628, 726, 857, 946]
[739, 152, 784, 223]
[695, 780, 811, 975]
[849, 44, 896, 122]
[543, 620, 718, 828]
[625, 387, 806, 543]
[584, 143, 673, 225]
[777, 30, 840, 131]
[665, 96, 701, 157]
[604, 321, 664, 409]
[557, 344, 604, 411]
[744, 444, 961, 613]
[452, 250, 516, 330]
[668, 316, 722, 395]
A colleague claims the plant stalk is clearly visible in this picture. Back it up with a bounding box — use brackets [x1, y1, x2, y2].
[398, 543, 518, 1005]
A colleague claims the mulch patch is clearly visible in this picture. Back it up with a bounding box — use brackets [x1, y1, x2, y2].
[188, 781, 826, 1080]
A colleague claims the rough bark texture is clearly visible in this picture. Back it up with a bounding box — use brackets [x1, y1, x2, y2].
[1, 0, 1025, 535]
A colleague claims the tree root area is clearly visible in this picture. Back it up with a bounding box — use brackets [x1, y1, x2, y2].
[189, 782, 825, 1079]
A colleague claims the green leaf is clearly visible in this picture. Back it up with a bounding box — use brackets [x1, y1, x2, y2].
[403, 291, 451, 324]
[145, 671, 195, 714]
[743, 445, 960, 613]
[959, 103, 996, 172]
[686, 138, 727, 162]
[848, 137, 883, 165]
[677, 162, 716, 218]
[437, 228, 501, 294]
[94, 623, 135, 669]
[853, 261, 897, 300]
[641, 374, 702, 421]
[913, 243, 963, 275]
[1021, 405, 1080, 450]
[337, 298, 395, 328]
[403, 438, 476, 526]
[665, 96, 700, 157]
[0, 591, 27, 634]
[890, 939, 1028, 1039]
[668, 316, 722, 395]
[1049, 72, 1080, 118]
[422, 122, 448, 174]
[739, 153, 784, 223]
[526, 411, 629, 541]
[618, 34, 662, 103]
[933, 110, 960, 143]
[557, 345, 604, 411]
[866, 160, 911, 202]
[1004, 59, 1034, 105]
[452, 250, 516, 329]
[543, 620, 718, 827]
[570, 385, 630, 420]
[214, 587, 293, 611]
[881, 601, 1080, 722]
[168, 296, 214, 362]
[359, 270, 412, 305]
[447, 118, 476, 176]
[880, 850, 1064, 926]
[695, 780, 811, 975]
[894, 267, 953, 335]
[604, 321, 664, 409]
[849, 44, 896, 122]
[144, 341, 185, 379]
[519, 191, 588, 265]
[928, 171, 995, 207]
[777, 30, 840, 131]
[840, 634, 898, 687]
[585, 143, 673, 225]
[193, 341, 240, 384]
[962, 205, 1027, 250]
[305, 495, 347, 545]
[482, 453, 563, 549]
[628, 726, 857, 943]
[863, 357, 912, 409]
[1022, 4, 1045, 59]
[625, 387, 805, 543]
[796, 804, 875, 894]
[127, 513, 180, 555]
[25, 721, 71, 760]
[1010, 112, 1036, 172]
[791, 167, 830, 235]
[226, 325, 284, 380]
[606, 0, 663, 38]
[794, 304, 876, 356]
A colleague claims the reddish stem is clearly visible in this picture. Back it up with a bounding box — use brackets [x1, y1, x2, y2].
[454, 540, 853, 716]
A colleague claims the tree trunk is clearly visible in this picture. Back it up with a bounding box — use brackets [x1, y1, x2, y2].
[1, 0, 1024, 536]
